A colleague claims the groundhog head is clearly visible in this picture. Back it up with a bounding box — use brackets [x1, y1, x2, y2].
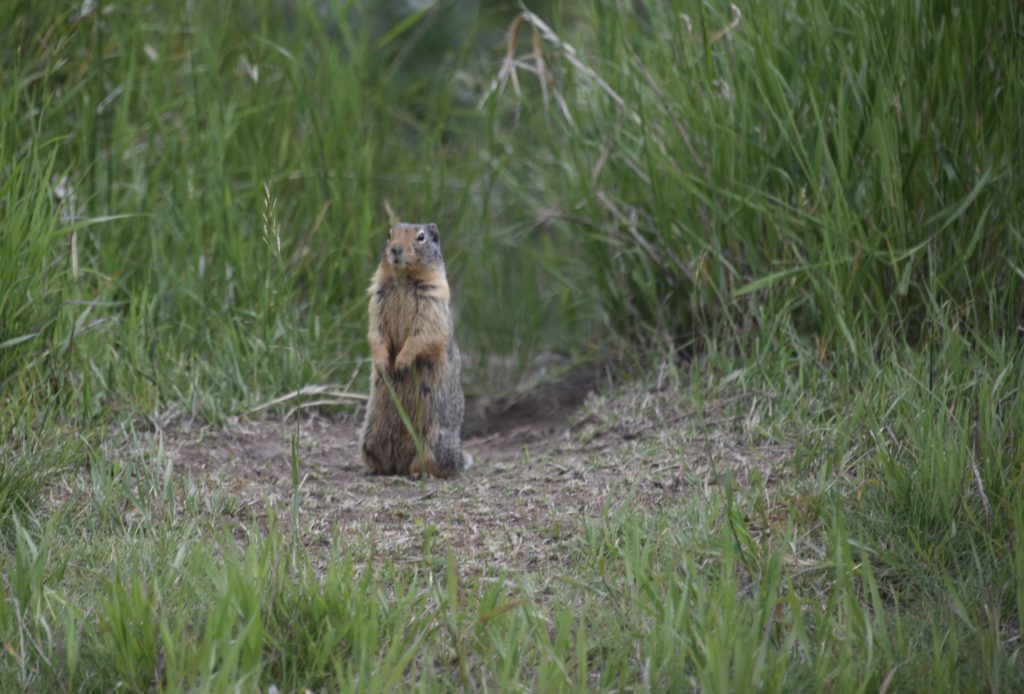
[384, 222, 443, 269]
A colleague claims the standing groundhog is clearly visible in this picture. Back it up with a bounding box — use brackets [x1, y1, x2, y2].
[359, 222, 472, 477]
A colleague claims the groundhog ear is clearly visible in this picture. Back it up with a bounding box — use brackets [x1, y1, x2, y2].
[427, 223, 440, 243]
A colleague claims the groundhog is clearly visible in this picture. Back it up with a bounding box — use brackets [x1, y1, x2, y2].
[359, 222, 472, 477]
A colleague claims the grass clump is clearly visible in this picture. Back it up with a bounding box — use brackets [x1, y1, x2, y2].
[490, 2, 1023, 350]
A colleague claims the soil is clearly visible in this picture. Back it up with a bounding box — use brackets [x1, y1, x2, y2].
[159, 364, 791, 574]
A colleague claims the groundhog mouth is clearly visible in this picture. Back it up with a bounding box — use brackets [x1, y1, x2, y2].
[388, 247, 409, 267]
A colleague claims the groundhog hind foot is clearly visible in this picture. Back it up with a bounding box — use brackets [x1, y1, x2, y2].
[362, 442, 394, 475]
[422, 449, 471, 478]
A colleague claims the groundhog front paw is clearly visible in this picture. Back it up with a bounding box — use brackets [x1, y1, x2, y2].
[393, 349, 414, 373]
[370, 344, 391, 375]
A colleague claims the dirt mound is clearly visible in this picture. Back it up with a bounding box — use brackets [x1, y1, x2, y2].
[161, 373, 789, 574]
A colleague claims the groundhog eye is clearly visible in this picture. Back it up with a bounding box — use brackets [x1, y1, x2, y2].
[416, 232, 426, 242]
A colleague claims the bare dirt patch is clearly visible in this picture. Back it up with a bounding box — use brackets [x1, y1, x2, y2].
[162, 370, 791, 574]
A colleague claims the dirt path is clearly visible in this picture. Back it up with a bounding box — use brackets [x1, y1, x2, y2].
[162, 369, 790, 574]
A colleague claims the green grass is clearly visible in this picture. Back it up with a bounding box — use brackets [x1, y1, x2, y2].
[3, 449, 1019, 691]
[2, 0, 1023, 690]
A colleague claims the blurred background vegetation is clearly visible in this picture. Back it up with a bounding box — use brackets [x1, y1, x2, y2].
[3, 0, 576, 422]
[3, 0, 1020, 417]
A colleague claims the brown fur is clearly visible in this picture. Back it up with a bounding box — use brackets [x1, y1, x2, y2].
[359, 223, 472, 477]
